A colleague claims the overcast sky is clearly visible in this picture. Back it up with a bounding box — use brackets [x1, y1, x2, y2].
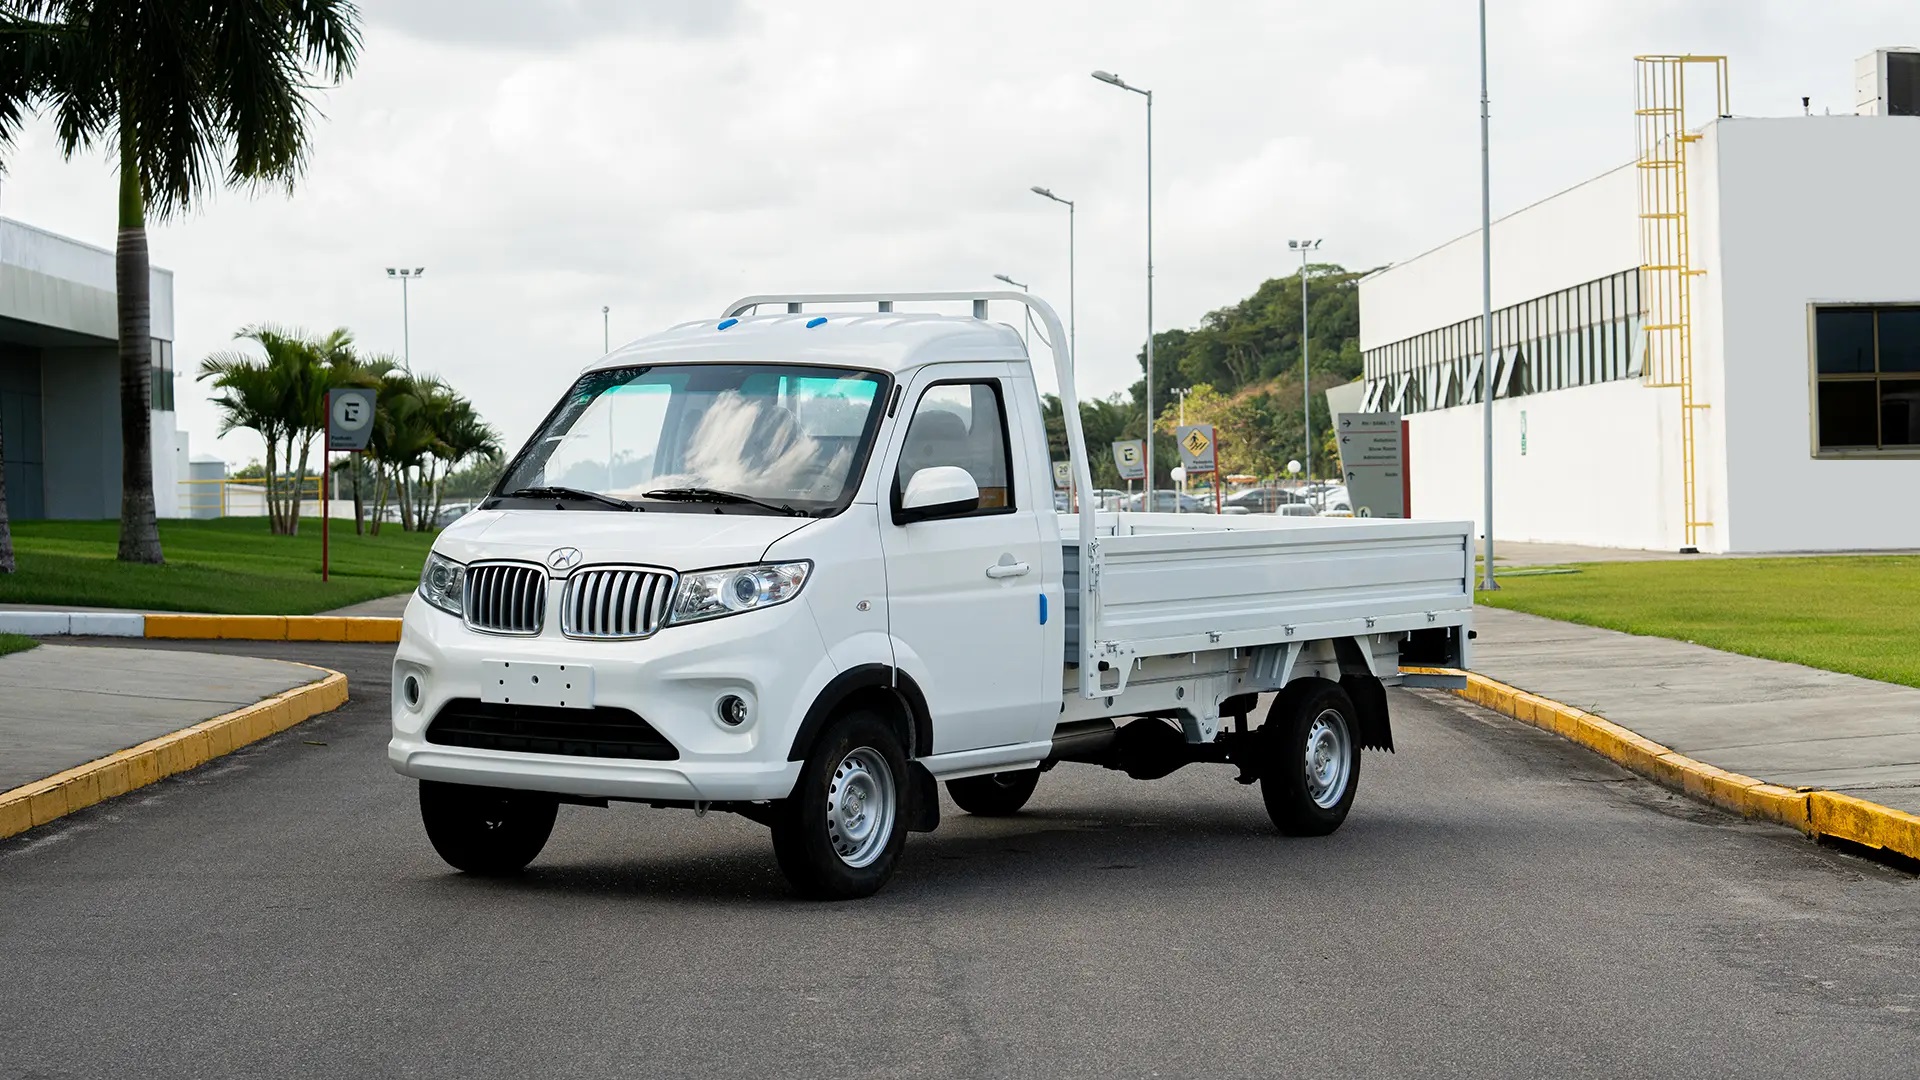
[1, 0, 1913, 468]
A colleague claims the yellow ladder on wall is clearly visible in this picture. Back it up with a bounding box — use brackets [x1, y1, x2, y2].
[1635, 54, 1727, 552]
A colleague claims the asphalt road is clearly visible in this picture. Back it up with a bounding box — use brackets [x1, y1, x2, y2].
[3, 641, 1917, 1079]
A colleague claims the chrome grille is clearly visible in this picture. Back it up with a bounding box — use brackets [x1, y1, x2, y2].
[463, 562, 547, 635]
[561, 566, 675, 640]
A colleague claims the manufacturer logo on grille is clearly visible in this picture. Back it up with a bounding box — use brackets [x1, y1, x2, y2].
[547, 547, 583, 570]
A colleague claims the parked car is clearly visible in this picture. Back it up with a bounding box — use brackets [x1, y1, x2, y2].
[1226, 486, 1301, 512]
[389, 289, 1473, 899]
[1123, 490, 1209, 513]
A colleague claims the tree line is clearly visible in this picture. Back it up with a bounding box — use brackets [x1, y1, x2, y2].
[199, 326, 500, 535]
[1045, 263, 1368, 485]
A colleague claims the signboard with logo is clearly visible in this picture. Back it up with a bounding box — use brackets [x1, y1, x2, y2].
[327, 388, 377, 451]
[1111, 439, 1146, 481]
[1175, 424, 1216, 472]
[1334, 412, 1405, 518]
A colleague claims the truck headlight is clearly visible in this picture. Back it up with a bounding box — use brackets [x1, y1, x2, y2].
[669, 561, 811, 625]
[418, 552, 467, 617]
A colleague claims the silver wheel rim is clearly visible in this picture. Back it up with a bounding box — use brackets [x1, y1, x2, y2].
[826, 747, 896, 868]
[1303, 709, 1352, 809]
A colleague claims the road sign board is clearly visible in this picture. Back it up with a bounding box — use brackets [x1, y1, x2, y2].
[1175, 424, 1216, 471]
[1111, 439, 1146, 481]
[1052, 461, 1072, 490]
[327, 388, 376, 451]
[1334, 412, 1404, 518]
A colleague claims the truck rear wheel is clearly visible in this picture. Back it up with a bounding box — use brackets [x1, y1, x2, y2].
[771, 710, 908, 900]
[946, 770, 1040, 816]
[418, 779, 558, 875]
[1260, 681, 1362, 836]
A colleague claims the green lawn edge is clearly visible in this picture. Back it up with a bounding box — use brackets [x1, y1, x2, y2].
[0, 633, 38, 657]
[0, 518, 433, 616]
[1476, 555, 1920, 690]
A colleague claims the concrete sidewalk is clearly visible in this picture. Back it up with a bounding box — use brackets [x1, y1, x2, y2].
[1472, 607, 1920, 816]
[0, 644, 322, 791]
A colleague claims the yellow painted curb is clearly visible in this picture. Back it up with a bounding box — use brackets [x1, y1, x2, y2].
[1412, 667, 1918, 863]
[143, 615, 402, 643]
[0, 666, 349, 843]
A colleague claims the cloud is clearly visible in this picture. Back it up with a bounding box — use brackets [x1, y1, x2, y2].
[369, 0, 747, 50]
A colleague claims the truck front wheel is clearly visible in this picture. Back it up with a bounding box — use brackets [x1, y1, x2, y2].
[1260, 681, 1362, 836]
[771, 711, 908, 899]
[418, 780, 558, 875]
[946, 770, 1040, 816]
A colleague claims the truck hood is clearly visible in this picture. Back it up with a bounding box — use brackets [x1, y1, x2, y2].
[432, 509, 815, 572]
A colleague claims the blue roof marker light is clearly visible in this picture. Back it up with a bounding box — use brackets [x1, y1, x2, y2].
[806, 317, 827, 328]
[717, 318, 739, 330]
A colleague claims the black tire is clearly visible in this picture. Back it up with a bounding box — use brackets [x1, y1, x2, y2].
[946, 770, 1040, 816]
[418, 779, 558, 875]
[1260, 680, 1362, 836]
[771, 710, 909, 900]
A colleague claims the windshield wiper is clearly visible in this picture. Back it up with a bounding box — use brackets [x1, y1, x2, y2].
[497, 486, 637, 511]
[641, 487, 808, 517]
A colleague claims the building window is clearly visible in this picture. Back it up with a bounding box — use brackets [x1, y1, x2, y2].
[1814, 306, 1920, 453]
[149, 338, 176, 413]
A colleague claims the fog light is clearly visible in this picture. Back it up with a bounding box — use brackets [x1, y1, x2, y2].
[717, 694, 749, 727]
[402, 674, 422, 709]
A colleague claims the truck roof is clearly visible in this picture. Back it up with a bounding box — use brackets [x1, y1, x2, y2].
[587, 312, 1028, 376]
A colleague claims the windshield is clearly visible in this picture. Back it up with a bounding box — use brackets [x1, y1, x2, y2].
[493, 363, 890, 514]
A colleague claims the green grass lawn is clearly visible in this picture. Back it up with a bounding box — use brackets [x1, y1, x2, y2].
[0, 632, 36, 657]
[1478, 555, 1920, 689]
[0, 518, 434, 615]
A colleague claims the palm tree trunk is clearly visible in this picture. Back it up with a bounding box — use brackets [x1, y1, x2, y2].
[350, 456, 364, 536]
[0, 403, 15, 574]
[115, 125, 164, 564]
[288, 433, 311, 536]
[264, 438, 281, 533]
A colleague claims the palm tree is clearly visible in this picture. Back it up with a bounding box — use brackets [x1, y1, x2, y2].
[198, 341, 293, 531]
[0, 1, 361, 563]
[426, 397, 501, 525]
[198, 324, 334, 535]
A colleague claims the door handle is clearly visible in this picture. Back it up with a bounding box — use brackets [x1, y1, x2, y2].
[985, 561, 1031, 579]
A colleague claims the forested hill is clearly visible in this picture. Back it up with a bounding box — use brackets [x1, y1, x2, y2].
[1044, 263, 1370, 486]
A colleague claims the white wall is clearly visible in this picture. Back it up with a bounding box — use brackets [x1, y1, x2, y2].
[1706, 116, 1920, 551]
[1407, 380, 1683, 550]
[1359, 162, 1641, 351]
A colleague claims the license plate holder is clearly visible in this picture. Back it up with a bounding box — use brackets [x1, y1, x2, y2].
[481, 660, 593, 709]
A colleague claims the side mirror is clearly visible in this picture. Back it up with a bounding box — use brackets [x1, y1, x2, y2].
[898, 466, 980, 523]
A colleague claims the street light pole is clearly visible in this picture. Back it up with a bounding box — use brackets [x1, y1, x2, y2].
[1029, 186, 1076, 366]
[602, 305, 610, 353]
[1093, 70, 1154, 503]
[992, 273, 1031, 350]
[1289, 239, 1321, 506]
[385, 266, 425, 372]
[1478, 0, 1498, 590]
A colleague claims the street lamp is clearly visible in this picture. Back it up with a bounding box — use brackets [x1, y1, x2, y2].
[1092, 69, 1155, 503]
[1477, 0, 1498, 590]
[992, 273, 1031, 350]
[1029, 186, 1076, 366]
[602, 305, 610, 354]
[385, 266, 425, 371]
[1289, 239, 1321, 507]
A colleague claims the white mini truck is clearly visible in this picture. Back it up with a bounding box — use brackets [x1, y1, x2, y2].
[390, 291, 1473, 899]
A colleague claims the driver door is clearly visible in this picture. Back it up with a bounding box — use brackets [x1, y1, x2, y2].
[879, 365, 1050, 754]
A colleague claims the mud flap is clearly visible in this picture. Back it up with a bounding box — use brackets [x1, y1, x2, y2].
[904, 761, 941, 833]
[1340, 673, 1394, 753]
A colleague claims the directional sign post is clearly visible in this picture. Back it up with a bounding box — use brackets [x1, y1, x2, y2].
[324, 389, 378, 582]
[1111, 439, 1146, 482]
[1175, 424, 1220, 513]
[1335, 412, 1406, 518]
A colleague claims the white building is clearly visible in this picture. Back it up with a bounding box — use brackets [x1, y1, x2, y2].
[1360, 51, 1920, 553]
[1, 216, 180, 520]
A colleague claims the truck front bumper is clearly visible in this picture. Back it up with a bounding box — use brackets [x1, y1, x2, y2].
[387, 595, 822, 803]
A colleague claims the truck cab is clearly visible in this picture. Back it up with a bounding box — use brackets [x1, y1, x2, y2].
[389, 292, 1473, 899]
